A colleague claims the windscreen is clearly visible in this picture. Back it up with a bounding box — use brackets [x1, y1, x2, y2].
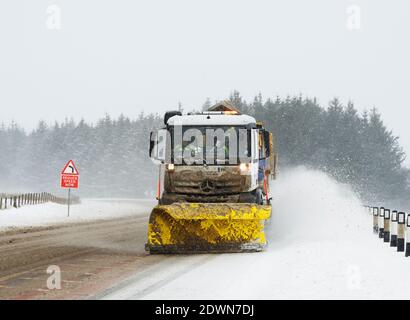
[169, 126, 251, 165]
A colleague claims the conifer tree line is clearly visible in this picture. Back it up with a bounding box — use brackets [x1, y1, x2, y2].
[0, 91, 408, 206]
[224, 91, 409, 207]
[0, 114, 162, 198]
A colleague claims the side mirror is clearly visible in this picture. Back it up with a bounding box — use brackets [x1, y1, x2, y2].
[149, 131, 156, 158]
[149, 129, 168, 163]
[263, 130, 271, 157]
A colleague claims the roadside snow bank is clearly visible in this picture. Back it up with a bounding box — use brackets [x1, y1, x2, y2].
[0, 199, 155, 231]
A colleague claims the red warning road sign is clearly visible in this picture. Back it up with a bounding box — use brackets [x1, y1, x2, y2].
[60, 160, 79, 189]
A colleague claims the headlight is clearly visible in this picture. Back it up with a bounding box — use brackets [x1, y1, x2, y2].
[239, 163, 251, 173]
[166, 163, 175, 171]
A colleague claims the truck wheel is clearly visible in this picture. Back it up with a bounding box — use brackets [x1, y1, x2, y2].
[255, 188, 263, 205]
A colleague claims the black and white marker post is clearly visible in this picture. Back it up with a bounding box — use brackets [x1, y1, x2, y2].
[378, 207, 385, 239]
[383, 209, 390, 243]
[397, 212, 405, 252]
[373, 207, 379, 234]
[405, 214, 410, 257]
[390, 210, 398, 247]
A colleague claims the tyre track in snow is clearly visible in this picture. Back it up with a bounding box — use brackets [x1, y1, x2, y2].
[0, 212, 165, 299]
[95, 254, 217, 300]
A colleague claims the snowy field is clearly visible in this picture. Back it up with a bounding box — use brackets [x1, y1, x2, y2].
[103, 168, 410, 300]
[0, 199, 156, 231]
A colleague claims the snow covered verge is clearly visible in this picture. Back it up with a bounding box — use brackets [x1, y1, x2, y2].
[0, 199, 156, 231]
[107, 167, 410, 300]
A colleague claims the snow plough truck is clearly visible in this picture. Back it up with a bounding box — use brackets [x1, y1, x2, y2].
[146, 101, 277, 253]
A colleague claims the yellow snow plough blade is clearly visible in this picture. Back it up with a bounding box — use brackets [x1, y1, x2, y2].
[145, 203, 271, 253]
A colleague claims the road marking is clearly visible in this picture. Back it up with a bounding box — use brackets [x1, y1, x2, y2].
[62, 280, 82, 283]
[96, 255, 217, 300]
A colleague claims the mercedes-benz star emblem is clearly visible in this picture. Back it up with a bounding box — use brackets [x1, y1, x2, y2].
[200, 180, 215, 193]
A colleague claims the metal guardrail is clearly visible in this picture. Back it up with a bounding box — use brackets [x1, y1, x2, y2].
[0, 192, 80, 210]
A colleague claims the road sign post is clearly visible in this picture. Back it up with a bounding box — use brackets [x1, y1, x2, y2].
[68, 188, 71, 217]
[60, 160, 79, 217]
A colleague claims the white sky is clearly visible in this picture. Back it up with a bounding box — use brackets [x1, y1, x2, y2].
[0, 0, 409, 163]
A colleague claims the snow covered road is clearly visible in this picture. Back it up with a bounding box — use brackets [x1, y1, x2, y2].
[2, 168, 410, 300]
[99, 168, 410, 300]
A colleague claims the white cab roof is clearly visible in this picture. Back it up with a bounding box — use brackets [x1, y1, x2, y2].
[167, 114, 256, 126]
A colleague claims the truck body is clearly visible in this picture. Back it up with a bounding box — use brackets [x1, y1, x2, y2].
[146, 101, 277, 253]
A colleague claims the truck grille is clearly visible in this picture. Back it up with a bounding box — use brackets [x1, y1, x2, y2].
[173, 180, 242, 194]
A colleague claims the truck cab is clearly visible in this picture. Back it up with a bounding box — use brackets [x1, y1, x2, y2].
[149, 102, 276, 205]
